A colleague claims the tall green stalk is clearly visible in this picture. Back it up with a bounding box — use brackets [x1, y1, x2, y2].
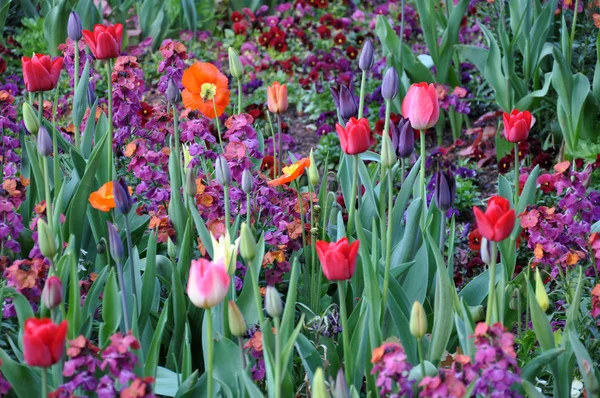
[358, 71, 367, 119]
[338, 281, 352, 383]
[347, 155, 359, 236]
[274, 316, 282, 398]
[115, 257, 130, 332]
[224, 185, 231, 234]
[237, 79, 243, 115]
[107, 60, 114, 181]
[73, 40, 80, 150]
[212, 99, 224, 152]
[206, 308, 214, 397]
[124, 217, 137, 311]
[514, 143, 519, 209]
[41, 368, 48, 398]
[419, 131, 427, 226]
[381, 170, 394, 313]
[485, 242, 499, 324]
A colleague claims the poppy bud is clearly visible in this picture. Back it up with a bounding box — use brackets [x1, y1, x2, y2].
[215, 156, 232, 186]
[395, 117, 414, 159]
[332, 368, 349, 398]
[167, 78, 180, 104]
[409, 301, 427, 339]
[228, 47, 244, 80]
[380, 131, 396, 169]
[535, 268, 549, 312]
[37, 219, 57, 260]
[113, 178, 133, 214]
[37, 126, 53, 157]
[358, 39, 374, 71]
[308, 149, 320, 186]
[68, 12, 82, 41]
[312, 368, 329, 398]
[242, 168, 254, 194]
[240, 222, 257, 262]
[23, 102, 40, 135]
[96, 238, 106, 254]
[106, 221, 124, 263]
[338, 85, 357, 120]
[480, 238, 492, 266]
[434, 171, 456, 212]
[87, 83, 96, 106]
[41, 276, 62, 310]
[228, 300, 247, 337]
[381, 67, 399, 100]
[185, 167, 197, 197]
[265, 286, 283, 318]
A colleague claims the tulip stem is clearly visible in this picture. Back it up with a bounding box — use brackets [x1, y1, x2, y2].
[417, 337, 426, 380]
[237, 336, 247, 370]
[485, 241, 498, 324]
[308, 180, 320, 314]
[107, 59, 114, 181]
[206, 308, 214, 398]
[172, 103, 182, 182]
[116, 258, 130, 332]
[358, 70, 366, 119]
[337, 280, 352, 384]
[347, 154, 359, 236]
[74, 40, 80, 150]
[266, 111, 277, 178]
[274, 316, 282, 398]
[248, 265, 266, 327]
[276, 113, 283, 174]
[381, 169, 394, 314]
[294, 181, 307, 257]
[569, 0, 580, 64]
[514, 143, 519, 210]
[237, 78, 243, 115]
[439, 212, 446, 255]
[212, 99, 224, 152]
[41, 367, 48, 398]
[400, 158, 405, 184]
[37, 91, 44, 125]
[419, 130, 427, 226]
[246, 192, 252, 224]
[124, 216, 137, 316]
[224, 184, 231, 234]
[42, 156, 53, 233]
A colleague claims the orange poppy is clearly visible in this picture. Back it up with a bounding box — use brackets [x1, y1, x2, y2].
[267, 158, 310, 186]
[89, 181, 116, 212]
[182, 62, 230, 118]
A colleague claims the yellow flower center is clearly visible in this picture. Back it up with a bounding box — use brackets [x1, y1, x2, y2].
[200, 83, 217, 101]
[282, 163, 300, 176]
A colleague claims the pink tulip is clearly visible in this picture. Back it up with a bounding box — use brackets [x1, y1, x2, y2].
[401, 83, 440, 130]
[187, 259, 230, 309]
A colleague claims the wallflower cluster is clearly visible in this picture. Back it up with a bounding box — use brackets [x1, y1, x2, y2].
[419, 354, 476, 398]
[370, 342, 415, 397]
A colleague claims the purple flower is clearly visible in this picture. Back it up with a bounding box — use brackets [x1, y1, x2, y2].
[371, 342, 415, 397]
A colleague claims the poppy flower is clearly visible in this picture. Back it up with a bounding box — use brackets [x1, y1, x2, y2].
[89, 181, 116, 212]
[21, 54, 64, 93]
[182, 62, 230, 119]
[268, 158, 310, 186]
[23, 317, 68, 367]
[82, 24, 123, 60]
[473, 196, 515, 242]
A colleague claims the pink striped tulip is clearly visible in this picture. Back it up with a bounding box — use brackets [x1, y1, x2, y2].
[401, 83, 439, 130]
[187, 259, 230, 309]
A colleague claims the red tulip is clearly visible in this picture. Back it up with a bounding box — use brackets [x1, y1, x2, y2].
[82, 24, 123, 60]
[21, 54, 63, 93]
[503, 109, 532, 143]
[336, 117, 371, 155]
[401, 82, 439, 130]
[473, 196, 515, 242]
[316, 237, 360, 281]
[23, 318, 68, 367]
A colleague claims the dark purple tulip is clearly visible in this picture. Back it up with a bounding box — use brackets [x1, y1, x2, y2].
[106, 221, 124, 263]
[67, 12, 82, 41]
[87, 83, 96, 106]
[338, 85, 358, 120]
[330, 86, 340, 109]
[434, 171, 456, 212]
[215, 156, 231, 186]
[37, 126, 53, 157]
[113, 178, 133, 214]
[396, 117, 414, 158]
[167, 78, 180, 103]
[359, 39, 374, 71]
[381, 67, 399, 100]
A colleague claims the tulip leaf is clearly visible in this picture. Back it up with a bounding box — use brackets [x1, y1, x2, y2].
[139, 231, 157, 332]
[175, 370, 199, 398]
[166, 265, 186, 370]
[144, 299, 169, 378]
[73, 60, 90, 128]
[189, 204, 213, 258]
[280, 257, 300, 340]
[295, 333, 323, 384]
[75, 0, 102, 30]
[181, 0, 197, 33]
[236, 233, 265, 325]
[387, 277, 418, 363]
[0, 349, 41, 397]
[43, 0, 69, 56]
[81, 265, 109, 336]
[569, 330, 600, 396]
[176, 220, 192, 281]
[521, 348, 565, 383]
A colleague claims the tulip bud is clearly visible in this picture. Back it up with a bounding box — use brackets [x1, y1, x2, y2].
[242, 168, 254, 194]
[409, 301, 427, 339]
[332, 368, 349, 398]
[381, 67, 399, 100]
[37, 219, 57, 260]
[182, 144, 192, 168]
[308, 149, 320, 186]
[167, 78, 180, 104]
[185, 168, 197, 197]
[380, 131, 396, 169]
[329, 86, 340, 109]
[215, 156, 232, 186]
[469, 305, 484, 322]
[509, 287, 520, 311]
[358, 39, 374, 71]
[480, 237, 492, 266]
[228, 300, 247, 337]
[87, 83, 96, 106]
[37, 126, 53, 157]
[41, 276, 62, 310]
[434, 171, 456, 212]
[312, 368, 330, 398]
[113, 178, 133, 214]
[265, 286, 283, 318]
[106, 222, 124, 263]
[338, 85, 357, 120]
[535, 268, 549, 312]
[167, 238, 178, 260]
[23, 102, 40, 135]
[396, 117, 414, 159]
[240, 222, 257, 262]
[228, 47, 244, 80]
[67, 12, 82, 41]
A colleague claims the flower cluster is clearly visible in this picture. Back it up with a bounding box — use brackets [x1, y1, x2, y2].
[435, 84, 472, 115]
[2, 258, 48, 317]
[112, 56, 146, 146]
[58, 39, 97, 88]
[370, 342, 415, 397]
[419, 354, 476, 398]
[592, 284, 600, 321]
[157, 39, 188, 93]
[244, 328, 266, 381]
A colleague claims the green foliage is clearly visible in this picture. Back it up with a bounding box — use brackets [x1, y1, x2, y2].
[13, 17, 46, 56]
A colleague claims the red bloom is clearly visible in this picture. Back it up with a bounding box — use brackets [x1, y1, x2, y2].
[23, 318, 68, 367]
[503, 109, 532, 143]
[336, 117, 372, 155]
[316, 25, 331, 39]
[231, 11, 244, 23]
[316, 237, 360, 281]
[233, 22, 247, 36]
[82, 24, 123, 59]
[333, 33, 347, 46]
[21, 54, 63, 93]
[468, 228, 482, 251]
[473, 196, 515, 242]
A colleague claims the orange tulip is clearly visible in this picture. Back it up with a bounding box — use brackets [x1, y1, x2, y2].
[182, 62, 230, 118]
[89, 181, 116, 212]
[267, 158, 310, 186]
[267, 82, 288, 114]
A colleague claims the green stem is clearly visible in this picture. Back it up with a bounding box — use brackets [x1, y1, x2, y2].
[514, 143, 519, 209]
[107, 59, 114, 181]
[417, 337, 426, 379]
[246, 192, 252, 224]
[73, 40, 80, 150]
[569, 0, 580, 63]
[485, 242, 498, 324]
[206, 308, 214, 398]
[237, 78, 243, 115]
[338, 281, 352, 384]
[347, 154, 359, 236]
[274, 316, 281, 398]
[439, 213, 446, 255]
[238, 336, 247, 370]
[173, 103, 182, 175]
[400, 158, 405, 184]
[224, 185, 231, 234]
[276, 113, 283, 175]
[525, 265, 530, 329]
[308, 180, 319, 314]
[115, 259, 130, 332]
[358, 71, 366, 119]
[212, 99, 224, 152]
[42, 157, 53, 233]
[266, 112, 277, 178]
[41, 367, 48, 398]
[124, 216, 137, 316]
[37, 92, 44, 125]
[248, 265, 266, 327]
[381, 169, 394, 313]
[419, 130, 427, 226]
[294, 181, 307, 254]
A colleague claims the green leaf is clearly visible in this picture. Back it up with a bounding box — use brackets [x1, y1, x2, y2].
[521, 348, 565, 383]
[166, 265, 187, 369]
[144, 300, 169, 378]
[0, 0, 12, 46]
[569, 331, 600, 396]
[280, 258, 300, 340]
[73, 61, 90, 128]
[0, 348, 41, 397]
[140, 231, 157, 331]
[99, 268, 121, 346]
[43, 0, 69, 56]
[181, 0, 197, 33]
[295, 334, 323, 384]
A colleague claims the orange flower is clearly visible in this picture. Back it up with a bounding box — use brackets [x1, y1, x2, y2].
[89, 181, 116, 212]
[182, 62, 230, 118]
[267, 157, 310, 186]
[267, 81, 288, 114]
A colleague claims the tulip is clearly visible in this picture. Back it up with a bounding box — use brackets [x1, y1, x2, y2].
[215, 156, 232, 186]
[240, 222, 257, 262]
[381, 67, 399, 100]
[185, 167, 197, 197]
[336, 85, 358, 120]
[82, 24, 123, 59]
[393, 117, 414, 159]
[23, 317, 68, 367]
[228, 301, 246, 337]
[312, 368, 329, 398]
[332, 368, 349, 398]
[41, 276, 62, 310]
[187, 259, 230, 309]
[67, 12, 82, 41]
[37, 126, 52, 157]
[316, 237, 360, 281]
[401, 82, 440, 130]
[241, 168, 254, 194]
[308, 148, 320, 186]
[21, 54, 64, 93]
[535, 268, 549, 312]
[37, 219, 57, 260]
[267, 81, 288, 114]
[106, 221, 124, 263]
[167, 78, 180, 104]
[358, 39, 374, 71]
[23, 102, 39, 135]
[473, 196, 515, 242]
[409, 301, 427, 339]
[503, 109, 532, 143]
[87, 83, 96, 106]
[113, 178, 133, 214]
[480, 237, 492, 266]
[434, 171, 456, 212]
[182, 144, 192, 168]
[228, 47, 244, 80]
[167, 238, 178, 260]
[380, 131, 396, 169]
[210, 230, 239, 274]
[265, 286, 283, 318]
[335, 117, 371, 155]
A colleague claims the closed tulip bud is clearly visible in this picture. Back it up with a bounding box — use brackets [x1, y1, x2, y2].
[480, 237, 492, 266]
[338, 85, 358, 120]
[242, 168, 254, 194]
[395, 117, 414, 158]
[228, 300, 247, 337]
[312, 368, 330, 398]
[215, 156, 231, 186]
[41, 276, 62, 310]
[37, 219, 57, 260]
[434, 171, 456, 212]
[87, 83, 96, 106]
[113, 178, 133, 214]
[228, 47, 244, 80]
[267, 82, 288, 114]
[37, 126, 53, 157]
[308, 149, 320, 186]
[402, 83, 440, 130]
[106, 221, 124, 263]
[358, 39, 374, 71]
[332, 368, 349, 398]
[469, 305, 484, 322]
[23, 102, 40, 135]
[68, 12, 82, 41]
[167, 78, 180, 104]
[509, 288, 520, 310]
[187, 259, 230, 309]
[380, 131, 396, 169]
[240, 222, 257, 262]
[535, 268, 549, 312]
[167, 238, 178, 260]
[185, 167, 197, 197]
[381, 67, 399, 100]
[409, 301, 427, 339]
[265, 286, 283, 318]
